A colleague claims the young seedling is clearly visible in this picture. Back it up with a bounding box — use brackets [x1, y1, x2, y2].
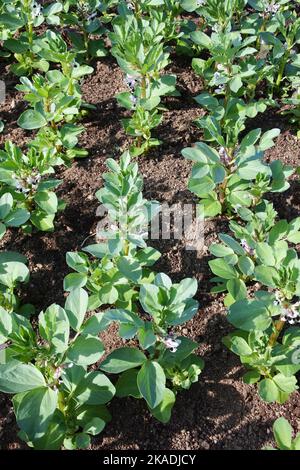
[0, 288, 115, 450]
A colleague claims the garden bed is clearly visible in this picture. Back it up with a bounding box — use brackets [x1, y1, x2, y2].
[1, 47, 300, 450]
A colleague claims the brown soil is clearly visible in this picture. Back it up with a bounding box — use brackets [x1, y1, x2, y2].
[0, 51, 300, 451]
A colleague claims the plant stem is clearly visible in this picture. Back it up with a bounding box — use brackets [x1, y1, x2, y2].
[275, 51, 289, 90]
[268, 320, 285, 347]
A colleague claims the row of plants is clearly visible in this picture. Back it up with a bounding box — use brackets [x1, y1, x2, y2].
[0, 38, 94, 232]
[180, 0, 300, 446]
[0, 152, 204, 449]
[0, 0, 300, 450]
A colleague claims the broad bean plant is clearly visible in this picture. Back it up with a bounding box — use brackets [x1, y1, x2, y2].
[16, 64, 93, 164]
[64, 152, 203, 421]
[0, 142, 63, 232]
[64, 151, 161, 308]
[208, 200, 300, 304]
[60, 0, 118, 60]
[0, 251, 33, 316]
[0, 288, 115, 450]
[1, 0, 64, 75]
[100, 274, 203, 422]
[182, 128, 293, 217]
[110, 9, 177, 155]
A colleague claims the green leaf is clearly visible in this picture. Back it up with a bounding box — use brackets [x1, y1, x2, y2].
[188, 176, 215, 196]
[135, 247, 161, 266]
[33, 410, 66, 450]
[243, 370, 261, 384]
[98, 284, 118, 305]
[30, 211, 55, 231]
[137, 323, 156, 350]
[117, 257, 142, 283]
[0, 361, 46, 393]
[74, 371, 115, 405]
[83, 243, 109, 259]
[0, 306, 12, 343]
[238, 256, 255, 276]
[256, 242, 275, 266]
[230, 76, 243, 93]
[190, 31, 212, 48]
[209, 258, 238, 280]
[219, 234, 245, 255]
[64, 288, 88, 332]
[34, 191, 58, 214]
[67, 335, 104, 366]
[83, 417, 106, 436]
[0, 193, 13, 219]
[13, 387, 57, 441]
[230, 336, 252, 356]
[0, 254, 29, 287]
[228, 299, 271, 332]
[4, 208, 30, 227]
[17, 110, 47, 130]
[39, 304, 69, 354]
[116, 369, 141, 398]
[259, 128, 280, 151]
[200, 198, 222, 217]
[63, 273, 87, 291]
[259, 378, 279, 403]
[254, 266, 278, 288]
[273, 417, 292, 449]
[272, 374, 298, 394]
[100, 347, 147, 374]
[209, 243, 234, 257]
[139, 284, 160, 315]
[149, 388, 175, 424]
[226, 279, 247, 302]
[137, 360, 166, 409]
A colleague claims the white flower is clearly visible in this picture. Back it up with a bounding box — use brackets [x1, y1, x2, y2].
[266, 3, 280, 14]
[130, 94, 137, 107]
[54, 366, 63, 380]
[126, 1, 135, 10]
[161, 335, 181, 353]
[125, 74, 138, 90]
[196, 0, 206, 6]
[241, 239, 255, 256]
[213, 72, 221, 81]
[219, 146, 230, 164]
[280, 303, 300, 325]
[215, 84, 225, 94]
[32, 2, 41, 18]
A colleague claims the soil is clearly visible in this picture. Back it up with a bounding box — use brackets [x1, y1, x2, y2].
[0, 49, 300, 451]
